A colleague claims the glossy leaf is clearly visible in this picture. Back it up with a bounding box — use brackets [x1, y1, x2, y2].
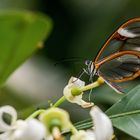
[106, 84, 140, 139]
[0, 11, 52, 85]
[75, 85, 140, 139]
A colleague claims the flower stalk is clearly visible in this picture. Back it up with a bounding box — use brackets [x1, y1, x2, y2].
[52, 77, 104, 108]
[53, 96, 66, 107]
[80, 77, 104, 92]
[27, 109, 46, 120]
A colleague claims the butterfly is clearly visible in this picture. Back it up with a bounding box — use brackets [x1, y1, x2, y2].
[84, 18, 140, 94]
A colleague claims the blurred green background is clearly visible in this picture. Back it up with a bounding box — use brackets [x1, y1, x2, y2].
[0, 0, 140, 139]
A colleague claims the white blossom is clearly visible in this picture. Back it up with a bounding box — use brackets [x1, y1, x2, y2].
[11, 119, 46, 140]
[90, 106, 113, 140]
[0, 106, 47, 140]
[71, 106, 114, 140]
[0, 105, 17, 132]
[70, 130, 96, 140]
[63, 77, 93, 108]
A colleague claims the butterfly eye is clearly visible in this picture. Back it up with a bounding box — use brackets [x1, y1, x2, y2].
[85, 60, 92, 66]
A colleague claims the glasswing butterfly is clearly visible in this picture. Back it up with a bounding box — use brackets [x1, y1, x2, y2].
[85, 18, 140, 94]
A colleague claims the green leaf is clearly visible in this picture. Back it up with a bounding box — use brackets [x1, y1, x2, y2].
[0, 11, 52, 85]
[74, 85, 140, 139]
[106, 84, 140, 139]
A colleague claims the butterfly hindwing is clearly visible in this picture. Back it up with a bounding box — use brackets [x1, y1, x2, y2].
[96, 53, 140, 82]
[98, 71, 124, 94]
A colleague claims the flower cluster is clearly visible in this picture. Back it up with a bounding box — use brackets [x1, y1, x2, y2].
[0, 77, 113, 140]
[0, 105, 113, 140]
[0, 106, 47, 140]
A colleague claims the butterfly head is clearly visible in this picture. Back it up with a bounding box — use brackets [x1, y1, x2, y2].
[84, 60, 96, 81]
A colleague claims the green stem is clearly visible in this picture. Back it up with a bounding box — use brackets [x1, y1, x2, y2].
[26, 109, 45, 120]
[80, 81, 101, 92]
[26, 96, 66, 120]
[53, 96, 66, 107]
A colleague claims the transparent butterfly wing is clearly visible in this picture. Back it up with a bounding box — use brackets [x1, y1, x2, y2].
[95, 18, 140, 62]
[97, 54, 140, 82]
[98, 71, 124, 94]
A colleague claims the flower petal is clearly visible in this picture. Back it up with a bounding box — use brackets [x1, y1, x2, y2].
[0, 131, 11, 140]
[12, 119, 46, 140]
[80, 100, 94, 108]
[90, 106, 114, 140]
[70, 130, 95, 140]
[63, 77, 84, 103]
[68, 77, 85, 87]
[0, 106, 17, 132]
[44, 135, 53, 140]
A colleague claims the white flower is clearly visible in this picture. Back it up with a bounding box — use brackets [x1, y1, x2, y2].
[71, 106, 114, 140]
[0, 105, 47, 140]
[90, 106, 113, 140]
[63, 77, 94, 108]
[11, 119, 46, 140]
[70, 130, 95, 140]
[0, 105, 17, 132]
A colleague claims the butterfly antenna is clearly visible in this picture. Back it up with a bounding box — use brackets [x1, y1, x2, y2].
[54, 57, 83, 66]
[72, 69, 85, 83]
[78, 69, 85, 79]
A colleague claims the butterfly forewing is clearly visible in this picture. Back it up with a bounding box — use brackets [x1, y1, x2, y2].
[125, 21, 140, 33]
[90, 18, 140, 93]
[97, 39, 124, 61]
[95, 18, 140, 63]
[121, 37, 140, 52]
[97, 53, 140, 82]
[120, 20, 140, 52]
